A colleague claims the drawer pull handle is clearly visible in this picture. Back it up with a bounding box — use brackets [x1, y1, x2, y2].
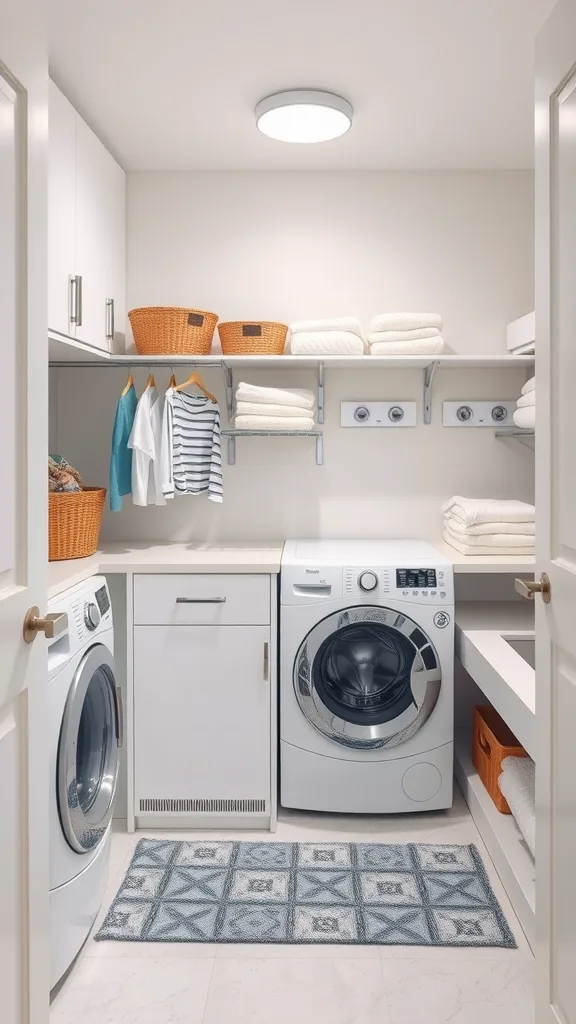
[175, 597, 227, 604]
[263, 639, 269, 680]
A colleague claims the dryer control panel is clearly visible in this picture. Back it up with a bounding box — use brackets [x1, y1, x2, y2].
[343, 565, 452, 603]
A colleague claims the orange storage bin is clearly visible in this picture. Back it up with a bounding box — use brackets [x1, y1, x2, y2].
[473, 705, 528, 813]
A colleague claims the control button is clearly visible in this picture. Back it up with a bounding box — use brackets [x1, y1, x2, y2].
[413, 591, 419, 596]
[403, 590, 409, 596]
[431, 590, 437, 596]
[434, 611, 450, 629]
[358, 571, 378, 592]
[84, 601, 101, 631]
[422, 591, 429, 597]
[440, 591, 446, 598]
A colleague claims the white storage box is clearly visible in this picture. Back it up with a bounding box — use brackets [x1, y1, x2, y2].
[506, 311, 535, 353]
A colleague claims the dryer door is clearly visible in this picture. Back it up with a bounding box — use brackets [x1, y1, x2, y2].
[294, 606, 441, 749]
[57, 643, 123, 852]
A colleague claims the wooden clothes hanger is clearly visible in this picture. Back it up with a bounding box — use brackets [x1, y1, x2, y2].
[174, 370, 216, 404]
[145, 368, 156, 389]
[168, 370, 177, 388]
[121, 369, 134, 397]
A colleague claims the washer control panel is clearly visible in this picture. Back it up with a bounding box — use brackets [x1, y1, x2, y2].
[343, 565, 451, 602]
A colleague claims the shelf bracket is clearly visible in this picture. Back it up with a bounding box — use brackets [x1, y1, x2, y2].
[423, 361, 439, 425]
[317, 362, 325, 424]
[226, 433, 236, 465]
[316, 432, 324, 466]
[222, 363, 234, 421]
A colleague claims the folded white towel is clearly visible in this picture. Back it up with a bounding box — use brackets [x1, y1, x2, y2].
[368, 327, 441, 343]
[369, 337, 445, 356]
[289, 317, 363, 339]
[445, 516, 535, 537]
[516, 391, 535, 409]
[443, 530, 534, 556]
[236, 383, 315, 411]
[499, 756, 535, 858]
[236, 401, 315, 418]
[370, 312, 443, 333]
[290, 331, 365, 355]
[521, 376, 535, 396]
[513, 407, 535, 429]
[441, 496, 535, 525]
[444, 524, 535, 548]
[234, 414, 315, 431]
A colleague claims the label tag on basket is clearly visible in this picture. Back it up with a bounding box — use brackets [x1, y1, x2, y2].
[242, 324, 262, 336]
[188, 313, 204, 326]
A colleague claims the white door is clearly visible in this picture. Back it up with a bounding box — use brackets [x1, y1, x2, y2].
[0, 9, 49, 1024]
[535, 1, 576, 1021]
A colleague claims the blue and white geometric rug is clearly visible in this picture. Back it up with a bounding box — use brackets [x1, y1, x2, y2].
[95, 839, 516, 947]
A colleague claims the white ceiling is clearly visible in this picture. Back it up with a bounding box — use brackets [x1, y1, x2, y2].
[49, 0, 555, 171]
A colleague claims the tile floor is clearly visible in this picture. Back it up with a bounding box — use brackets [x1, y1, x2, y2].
[50, 789, 534, 1023]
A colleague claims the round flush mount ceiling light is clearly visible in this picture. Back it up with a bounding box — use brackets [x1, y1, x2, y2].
[255, 90, 352, 144]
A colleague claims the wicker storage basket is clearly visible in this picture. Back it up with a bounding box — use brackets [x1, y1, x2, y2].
[49, 488, 106, 561]
[218, 321, 288, 355]
[473, 705, 528, 813]
[128, 307, 219, 355]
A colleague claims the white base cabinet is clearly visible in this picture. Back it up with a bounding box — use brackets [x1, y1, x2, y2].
[132, 574, 276, 830]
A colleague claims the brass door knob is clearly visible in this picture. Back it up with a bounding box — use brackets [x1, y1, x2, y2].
[23, 607, 68, 644]
[515, 573, 551, 604]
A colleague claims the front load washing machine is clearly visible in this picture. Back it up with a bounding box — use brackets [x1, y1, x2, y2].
[280, 540, 454, 813]
[49, 576, 123, 987]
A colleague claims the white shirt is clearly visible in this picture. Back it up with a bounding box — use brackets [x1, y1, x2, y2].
[128, 386, 165, 506]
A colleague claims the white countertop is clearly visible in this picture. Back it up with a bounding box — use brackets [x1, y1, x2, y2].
[48, 542, 284, 598]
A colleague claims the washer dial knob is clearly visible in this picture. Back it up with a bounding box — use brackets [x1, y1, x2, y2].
[84, 601, 101, 631]
[358, 571, 378, 592]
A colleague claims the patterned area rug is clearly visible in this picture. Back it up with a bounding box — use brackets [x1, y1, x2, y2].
[96, 839, 516, 947]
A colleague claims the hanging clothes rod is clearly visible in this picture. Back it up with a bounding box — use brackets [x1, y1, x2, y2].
[48, 360, 226, 368]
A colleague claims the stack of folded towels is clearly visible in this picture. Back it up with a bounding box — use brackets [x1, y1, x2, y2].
[234, 381, 316, 431]
[513, 376, 535, 430]
[288, 317, 365, 356]
[367, 312, 445, 355]
[498, 756, 535, 859]
[442, 496, 535, 556]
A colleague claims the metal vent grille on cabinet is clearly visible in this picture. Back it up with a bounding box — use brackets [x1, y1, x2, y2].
[139, 798, 266, 814]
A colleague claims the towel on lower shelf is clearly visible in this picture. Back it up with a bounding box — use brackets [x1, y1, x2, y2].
[446, 517, 535, 537]
[521, 376, 535, 395]
[369, 312, 443, 333]
[368, 327, 441, 343]
[236, 382, 315, 410]
[442, 530, 534, 556]
[444, 525, 535, 548]
[369, 337, 445, 356]
[236, 401, 315, 418]
[441, 496, 535, 526]
[498, 756, 535, 858]
[289, 317, 363, 339]
[234, 414, 315, 431]
[513, 406, 535, 429]
[289, 331, 365, 355]
[516, 391, 536, 409]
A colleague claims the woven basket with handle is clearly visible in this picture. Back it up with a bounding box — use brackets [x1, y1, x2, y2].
[472, 705, 528, 813]
[129, 307, 219, 355]
[49, 487, 106, 561]
[218, 321, 288, 355]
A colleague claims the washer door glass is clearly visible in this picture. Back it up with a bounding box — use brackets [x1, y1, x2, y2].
[295, 606, 441, 749]
[58, 644, 122, 853]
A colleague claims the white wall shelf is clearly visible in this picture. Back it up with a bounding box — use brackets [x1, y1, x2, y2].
[221, 429, 324, 466]
[454, 730, 535, 951]
[436, 541, 535, 574]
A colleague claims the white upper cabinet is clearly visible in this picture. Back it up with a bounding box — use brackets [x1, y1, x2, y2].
[48, 81, 126, 352]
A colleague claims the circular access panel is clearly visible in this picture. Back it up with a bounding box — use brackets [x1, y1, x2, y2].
[401, 763, 442, 802]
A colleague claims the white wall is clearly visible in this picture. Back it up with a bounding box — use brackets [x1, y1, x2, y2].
[53, 170, 535, 544]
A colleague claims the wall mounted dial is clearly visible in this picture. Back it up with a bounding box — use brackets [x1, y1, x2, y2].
[358, 571, 378, 591]
[84, 601, 101, 631]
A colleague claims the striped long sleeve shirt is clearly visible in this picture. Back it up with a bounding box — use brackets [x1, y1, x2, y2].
[160, 389, 223, 503]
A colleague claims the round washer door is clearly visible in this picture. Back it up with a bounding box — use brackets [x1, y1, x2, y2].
[294, 605, 441, 750]
[57, 643, 122, 853]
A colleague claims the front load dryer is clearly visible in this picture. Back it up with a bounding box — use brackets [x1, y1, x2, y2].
[48, 576, 123, 987]
[280, 540, 454, 814]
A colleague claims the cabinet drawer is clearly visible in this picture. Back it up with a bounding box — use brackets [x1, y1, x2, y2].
[133, 574, 270, 625]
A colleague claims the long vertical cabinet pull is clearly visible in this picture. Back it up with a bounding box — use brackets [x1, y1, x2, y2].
[105, 297, 115, 345]
[263, 640, 269, 681]
[68, 275, 83, 327]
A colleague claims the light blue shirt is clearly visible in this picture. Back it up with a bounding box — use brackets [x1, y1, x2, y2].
[109, 384, 137, 511]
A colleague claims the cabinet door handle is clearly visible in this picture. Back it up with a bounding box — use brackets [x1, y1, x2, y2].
[175, 597, 227, 604]
[263, 639, 269, 680]
[69, 275, 83, 326]
[105, 297, 115, 342]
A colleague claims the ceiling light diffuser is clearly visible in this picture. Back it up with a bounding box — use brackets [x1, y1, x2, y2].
[255, 90, 352, 144]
